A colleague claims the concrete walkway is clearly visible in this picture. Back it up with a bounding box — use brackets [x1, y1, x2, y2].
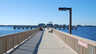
[11, 31, 43, 54]
[37, 29, 77, 54]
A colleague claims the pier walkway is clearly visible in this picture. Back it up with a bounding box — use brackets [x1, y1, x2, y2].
[10, 29, 77, 54]
[37, 29, 77, 54]
[11, 31, 43, 54]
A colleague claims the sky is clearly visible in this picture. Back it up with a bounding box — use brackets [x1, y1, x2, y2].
[0, 0, 96, 25]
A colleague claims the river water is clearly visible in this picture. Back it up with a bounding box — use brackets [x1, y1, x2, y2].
[0, 26, 35, 37]
[57, 26, 96, 41]
[1, 26, 96, 41]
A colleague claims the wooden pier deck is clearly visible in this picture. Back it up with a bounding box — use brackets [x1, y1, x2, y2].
[37, 29, 77, 54]
[10, 29, 77, 54]
[11, 31, 43, 54]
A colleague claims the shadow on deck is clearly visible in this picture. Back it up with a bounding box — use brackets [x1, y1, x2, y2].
[10, 31, 44, 54]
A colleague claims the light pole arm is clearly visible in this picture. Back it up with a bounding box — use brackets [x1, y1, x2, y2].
[58, 7, 72, 34]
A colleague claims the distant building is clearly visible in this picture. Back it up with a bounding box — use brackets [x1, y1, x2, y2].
[47, 24, 53, 27]
[38, 23, 45, 27]
[54, 24, 59, 28]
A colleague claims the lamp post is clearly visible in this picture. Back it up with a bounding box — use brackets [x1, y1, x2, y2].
[58, 7, 72, 34]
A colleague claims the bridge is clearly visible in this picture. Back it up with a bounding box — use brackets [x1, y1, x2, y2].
[0, 28, 96, 54]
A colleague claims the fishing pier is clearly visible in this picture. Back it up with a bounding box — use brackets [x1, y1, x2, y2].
[0, 28, 96, 54]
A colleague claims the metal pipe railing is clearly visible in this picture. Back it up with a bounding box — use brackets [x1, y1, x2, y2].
[0, 29, 40, 54]
[54, 29, 96, 54]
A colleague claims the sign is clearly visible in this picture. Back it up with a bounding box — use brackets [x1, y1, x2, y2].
[78, 40, 88, 48]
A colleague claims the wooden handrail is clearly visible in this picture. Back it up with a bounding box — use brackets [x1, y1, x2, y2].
[54, 29, 96, 54]
[0, 28, 40, 54]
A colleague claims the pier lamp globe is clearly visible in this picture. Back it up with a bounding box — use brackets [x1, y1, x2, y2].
[58, 7, 72, 34]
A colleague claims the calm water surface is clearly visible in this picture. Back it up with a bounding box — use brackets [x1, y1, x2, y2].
[58, 26, 96, 41]
[1, 26, 96, 41]
[0, 26, 34, 37]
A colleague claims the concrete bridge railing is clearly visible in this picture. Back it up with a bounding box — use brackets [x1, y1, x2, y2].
[0, 28, 40, 54]
[54, 29, 96, 54]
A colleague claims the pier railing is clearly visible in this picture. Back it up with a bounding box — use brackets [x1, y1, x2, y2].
[54, 29, 96, 54]
[0, 28, 40, 54]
